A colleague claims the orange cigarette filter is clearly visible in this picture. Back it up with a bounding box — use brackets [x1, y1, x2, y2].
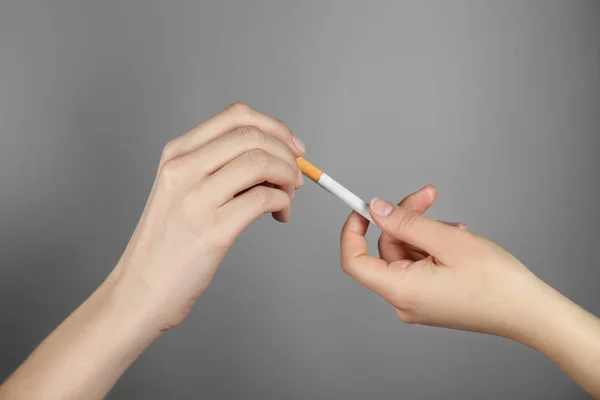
[295, 156, 373, 222]
[296, 157, 323, 182]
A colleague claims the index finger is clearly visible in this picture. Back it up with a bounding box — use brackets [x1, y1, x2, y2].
[378, 184, 437, 262]
[370, 200, 468, 265]
[164, 103, 305, 162]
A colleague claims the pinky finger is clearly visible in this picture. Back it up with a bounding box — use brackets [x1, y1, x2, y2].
[218, 185, 291, 239]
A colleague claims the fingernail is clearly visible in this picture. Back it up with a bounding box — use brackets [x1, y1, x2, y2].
[292, 135, 306, 154]
[296, 169, 304, 187]
[441, 221, 467, 229]
[291, 190, 295, 199]
[370, 198, 394, 217]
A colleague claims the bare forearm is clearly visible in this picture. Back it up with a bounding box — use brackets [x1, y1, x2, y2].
[0, 283, 159, 400]
[512, 280, 600, 398]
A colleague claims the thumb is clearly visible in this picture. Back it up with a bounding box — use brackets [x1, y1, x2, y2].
[369, 198, 463, 264]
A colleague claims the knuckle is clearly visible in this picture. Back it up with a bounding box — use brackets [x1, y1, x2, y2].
[238, 126, 266, 144]
[340, 261, 351, 275]
[250, 185, 271, 206]
[395, 309, 417, 324]
[285, 148, 297, 165]
[160, 138, 180, 164]
[158, 157, 185, 188]
[394, 210, 421, 232]
[283, 163, 296, 182]
[246, 148, 271, 170]
[225, 102, 252, 117]
[275, 116, 292, 136]
[340, 257, 357, 276]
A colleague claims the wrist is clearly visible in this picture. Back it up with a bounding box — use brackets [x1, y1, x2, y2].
[491, 273, 556, 344]
[501, 276, 584, 351]
[96, 279, 164, 346]
[0, 280, 163, 399]
[502, 277, 600, 397]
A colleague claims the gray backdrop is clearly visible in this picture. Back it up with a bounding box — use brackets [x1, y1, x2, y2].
[1, 1, 599, 399]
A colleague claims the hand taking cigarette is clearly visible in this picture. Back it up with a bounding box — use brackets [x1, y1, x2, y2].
[2, 104, 599, 400]
[340, 185, 600, 398]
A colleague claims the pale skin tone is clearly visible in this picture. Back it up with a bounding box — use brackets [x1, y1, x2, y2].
[342, 188, 600, 398]
[1, 104, 599, 399]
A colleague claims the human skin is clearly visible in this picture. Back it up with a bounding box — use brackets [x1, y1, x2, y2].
[340, 185, 600, 398]
[0, 103, 306, 400]
[1, 105, 599, 398]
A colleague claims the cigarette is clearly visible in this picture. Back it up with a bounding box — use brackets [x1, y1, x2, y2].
[297, 157, 373, 222]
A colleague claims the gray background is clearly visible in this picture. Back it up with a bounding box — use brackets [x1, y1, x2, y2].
[1, 1, 599, 398]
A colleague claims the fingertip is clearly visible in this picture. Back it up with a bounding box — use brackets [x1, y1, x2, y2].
[397, 185, 437, 213]
[292, 134, 306, 155]
[421, 184, 437, 202]
[295, 168, 304, 189]
[341, 210, 370, 240]
[272, 208, 291, 223]
[370, 198, 394, 217]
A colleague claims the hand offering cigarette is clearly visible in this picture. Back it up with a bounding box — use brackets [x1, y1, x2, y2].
[297, 157, 373, 222]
